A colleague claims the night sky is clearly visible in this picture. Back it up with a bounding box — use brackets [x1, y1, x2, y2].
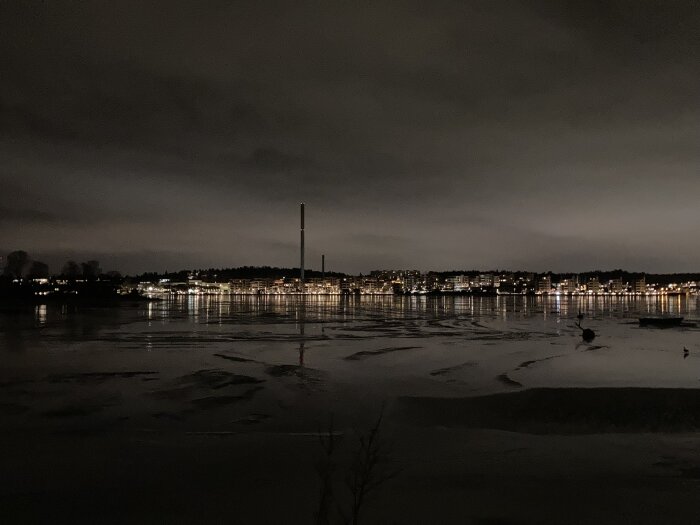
[2, 1, 699, 274]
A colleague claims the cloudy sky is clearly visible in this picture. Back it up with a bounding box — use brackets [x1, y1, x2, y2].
[1, 1, 699, 274]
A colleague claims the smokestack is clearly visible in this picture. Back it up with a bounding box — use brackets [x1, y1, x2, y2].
[322, 254, 325, 280]
[300, 203, 305, 289]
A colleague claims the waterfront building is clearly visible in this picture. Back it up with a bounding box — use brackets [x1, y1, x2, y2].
[609, 278, 625, 294]
[558, 276, 579, 294]
[447, 275, 470, 292]
[586, 277, 601, 294]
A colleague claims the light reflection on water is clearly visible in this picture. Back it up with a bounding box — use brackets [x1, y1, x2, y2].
[2, 294, 700, 437]
[138, 294, 698, 324]
[2, 296, 698, 344]
[2, 295, 700, 394]
[34, 304, 47, 326]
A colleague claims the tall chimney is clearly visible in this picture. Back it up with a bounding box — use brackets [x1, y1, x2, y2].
[322, 254, 325, 280]
[300, 203, 305, 290]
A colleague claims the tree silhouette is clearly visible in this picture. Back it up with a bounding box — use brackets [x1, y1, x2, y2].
[62, 260, 80, 280]
[28, 261, 49, 279]
[81, 260, 101, 280]
[3, 250, 30, 279]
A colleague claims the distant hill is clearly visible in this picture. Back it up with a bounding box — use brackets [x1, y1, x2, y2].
[132, 266, 347, 281]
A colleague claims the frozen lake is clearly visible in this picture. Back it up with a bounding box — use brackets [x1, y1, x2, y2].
[3, 295, 700, 523]
[3, 295, 700, 408]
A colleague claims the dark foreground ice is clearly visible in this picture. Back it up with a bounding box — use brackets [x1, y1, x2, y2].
[3, 295, 700, 524]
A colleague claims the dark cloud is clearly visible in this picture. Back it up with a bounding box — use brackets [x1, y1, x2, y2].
[0, 207, 60, 225]
[1, 1, 699, 273]
[242, 148, 315, 172]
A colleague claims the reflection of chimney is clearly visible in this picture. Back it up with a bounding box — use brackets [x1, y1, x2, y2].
[300, 203, 305, 289]
[322, 254, 325, 280]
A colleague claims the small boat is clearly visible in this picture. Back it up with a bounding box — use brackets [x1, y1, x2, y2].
[639, 317, 684, 328]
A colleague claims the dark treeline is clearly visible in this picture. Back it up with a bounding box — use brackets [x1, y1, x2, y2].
[135, 266, 347, 282]
[1, 250, 128, 304]
[1, 250, 122, 281]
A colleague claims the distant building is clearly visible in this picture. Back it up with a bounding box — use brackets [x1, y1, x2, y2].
[447, 275, 470, 291]
[586, 277, 601, 294]
[425, 272, 442, 291]
[402, 270, 421, 292]
[360, 277, 380, 293]
[558, 275, 579, 294]
[469, 273, 494, 289]
[478, 274, 494, 287]
[499, 273, 515, 285]
[608, 278, 625, 293]
[537, 275, 552, 293]
[339, 278, 353, 294]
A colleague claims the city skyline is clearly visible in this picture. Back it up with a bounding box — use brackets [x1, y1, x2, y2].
[5, 245, 700, 291]
[2, 2, 700, 274]
[10, 245, 700, 280]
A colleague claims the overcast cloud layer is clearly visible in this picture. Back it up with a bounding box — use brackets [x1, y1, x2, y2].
[1, 1, 699, 274]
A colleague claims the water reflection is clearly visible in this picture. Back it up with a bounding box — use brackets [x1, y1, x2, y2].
[147, 294, 698, 324]
[298, 298, 305, 366]
[35, 305, 47, 326]
[1, 296, 698, 350]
